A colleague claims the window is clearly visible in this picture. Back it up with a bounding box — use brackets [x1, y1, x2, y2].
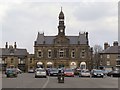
[59, 49, 64, 58]
[2, 59, 5, 64]
[38, 50, 43, 58]
[107, 61, 110, 66]
[2, 58, 6, 64]
[0, 58, 2, 64]
[18, 58, 21, 64]
[81, 49, 85, 58]
[116, 60, 120, 66]
[11, 58, 13, 63]
[107, 55, 110, 58]
[100, 55, 103, 58]
[48, 50, 52, 58]
[18, 58, 24, 64]
[20, 59, 24, 64]
[71, 49, 75, 58]
[30, 58, 32, 63]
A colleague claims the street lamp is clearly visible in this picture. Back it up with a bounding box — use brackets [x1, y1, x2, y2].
[90, 47, 93, 70]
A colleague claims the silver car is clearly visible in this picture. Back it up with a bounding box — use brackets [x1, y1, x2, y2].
[35, 68, 47, 78]
[79, 70, 91, 77]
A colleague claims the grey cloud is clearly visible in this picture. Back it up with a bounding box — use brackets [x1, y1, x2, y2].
[73, 2, 117, 21]
[2, 2, 118, 53]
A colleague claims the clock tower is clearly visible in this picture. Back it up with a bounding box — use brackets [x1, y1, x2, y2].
[58, 7, 65, 36]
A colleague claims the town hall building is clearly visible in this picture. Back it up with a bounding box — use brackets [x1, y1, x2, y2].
[34, 8, 92, 70]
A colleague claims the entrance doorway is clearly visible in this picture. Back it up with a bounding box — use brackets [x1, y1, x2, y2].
[70, 62, 77, 69]
[37, 62, 43, 68]
[80, 62, 86, 70]
[46, 62, 53, 68]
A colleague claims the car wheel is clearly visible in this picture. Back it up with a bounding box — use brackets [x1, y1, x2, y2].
[15, 75, 17, 77]
[111, 75, 113, 77]
[7, 75, 9, 78]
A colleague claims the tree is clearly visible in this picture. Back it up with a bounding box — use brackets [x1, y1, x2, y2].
[93, 45, 103, 69]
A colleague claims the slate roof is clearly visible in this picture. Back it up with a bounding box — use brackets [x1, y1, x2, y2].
[35, 33, 88, 45]
[0, 48, 28, 58]
[100, 46, 120, 54]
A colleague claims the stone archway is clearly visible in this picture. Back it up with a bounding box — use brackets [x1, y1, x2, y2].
[46, 62, 53, 68]
[37, 62, 43, 68]
[70, 62, 77, 69]
[80, 62, 86, 70]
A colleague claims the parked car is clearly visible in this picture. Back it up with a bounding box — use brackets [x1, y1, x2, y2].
[35, 68, 47, 78]
[64, 69, 74, 77]
[28, 69, 34, 73]
[91, 69, 104, 78]
[107, 69, 120, 77]
[79, 70, 91, 77]
[5, 68, 17, 78]
[49, 68, 59, 76]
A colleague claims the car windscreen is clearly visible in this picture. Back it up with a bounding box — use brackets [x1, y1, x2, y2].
[36, 69, 45, 72]
[81, 71, 90, 73]
[64, 70, 73, 72]
[94, 70, 103, 73]
[7, 70, 15, 73]
[51, 69, 58, 72]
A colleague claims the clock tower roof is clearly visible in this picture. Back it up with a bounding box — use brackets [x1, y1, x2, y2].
[59, 7, 64, 19]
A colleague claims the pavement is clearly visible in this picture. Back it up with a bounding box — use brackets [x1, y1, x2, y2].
[2, 73, 119, 88]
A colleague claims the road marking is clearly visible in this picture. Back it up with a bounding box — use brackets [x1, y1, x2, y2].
[42, 76, 49, 89]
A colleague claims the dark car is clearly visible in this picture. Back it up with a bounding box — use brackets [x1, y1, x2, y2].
[5, 68, 17, 78]
[91, 70, 104, 78]
[107, 69, 120, 77]
[49, 68, 58, 76]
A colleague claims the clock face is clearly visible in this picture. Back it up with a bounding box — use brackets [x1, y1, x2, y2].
[60, 29, 63, 32]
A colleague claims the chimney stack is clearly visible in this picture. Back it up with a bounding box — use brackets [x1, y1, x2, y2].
[14, 42, 17, 49]
[86, 32, 88, 39]
[113, 41, 118, 46]
[5, 42, 8, 48]
[104, 42, 109, 50]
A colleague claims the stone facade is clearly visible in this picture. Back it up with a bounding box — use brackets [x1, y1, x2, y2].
[1, 42, 28, 72]
[100, 41, 120, 69]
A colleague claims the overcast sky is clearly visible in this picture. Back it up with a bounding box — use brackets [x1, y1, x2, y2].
[0, 0, 118, 54]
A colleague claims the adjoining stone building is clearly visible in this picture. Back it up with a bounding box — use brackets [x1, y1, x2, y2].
[100, 41, 120, 70]
[0, 42, 28, 72]
[27, 54, 35, 71]
[34, 9, 92, 70]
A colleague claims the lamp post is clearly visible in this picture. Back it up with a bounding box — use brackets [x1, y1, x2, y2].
[90, 47, 93, 70]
